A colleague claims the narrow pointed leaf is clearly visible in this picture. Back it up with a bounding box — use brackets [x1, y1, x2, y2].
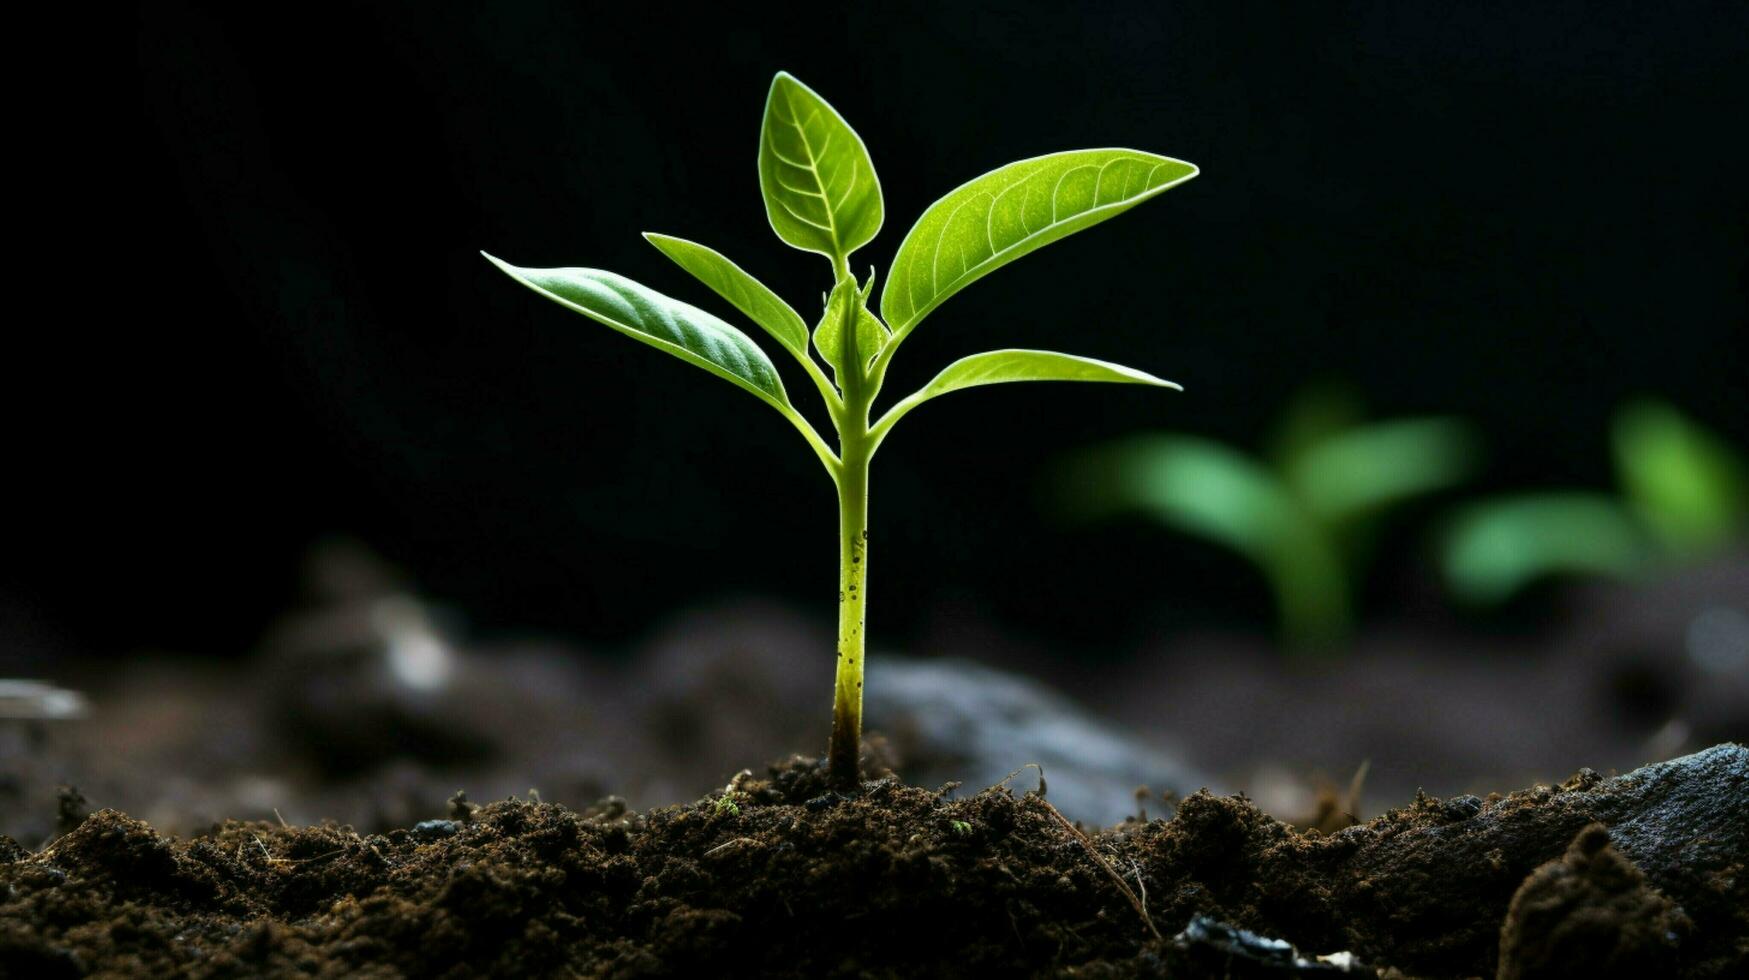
[882, 150, 1198, 335]
[643, 233, 810, 358]
[911, 349, 1177, 401]
[876, 349, 1176, 440]
[812, 278, 889, 379]
[482, 252, 790, 412]
[758, 72, 883, 264]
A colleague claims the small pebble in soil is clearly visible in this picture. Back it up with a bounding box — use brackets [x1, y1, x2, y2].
[803, 792, 849, 812]
[1442, 794, 1484, 820]
[1174, 916, 1364, 975]
[411, 819, 460, 840]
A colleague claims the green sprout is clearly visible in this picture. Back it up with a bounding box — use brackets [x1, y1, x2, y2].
[1443, 398, 1747, 605]
[949, 819, 973, 837]
[1060, 386, 1478, 652]
[484, 72, 1197, 789]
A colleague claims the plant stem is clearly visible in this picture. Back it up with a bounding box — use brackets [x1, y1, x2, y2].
[827, 270, 875, 790]
[827, 445, 869, 788]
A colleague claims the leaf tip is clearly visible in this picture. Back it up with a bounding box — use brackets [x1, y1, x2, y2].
[1163, 157, 1201, 186]
[768, 71, 801, 99]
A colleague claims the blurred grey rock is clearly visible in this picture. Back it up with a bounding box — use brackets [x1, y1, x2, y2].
[870, 656, 1211, 824]
[0, 680, 87, 721]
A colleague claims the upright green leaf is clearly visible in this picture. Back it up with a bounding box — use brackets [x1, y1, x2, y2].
[812, 278, 888, 380]
[1285, 417, 1480, 525]
[873, 349, 1176, 441]
[643, 233, 810, 358]
[758, 72, 883, 266]
[882, 150, 1198, 335]
[1611, 399, 1749, 556]
[482, 252, 790, 412]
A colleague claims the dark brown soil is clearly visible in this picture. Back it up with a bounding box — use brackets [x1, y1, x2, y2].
[1497, 823, 1690, 979]
[2, 746, 1744, 978]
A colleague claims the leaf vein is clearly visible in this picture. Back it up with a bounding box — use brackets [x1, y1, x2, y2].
[776, 196, 834, 232]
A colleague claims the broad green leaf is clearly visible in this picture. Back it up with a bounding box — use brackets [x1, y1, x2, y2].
[758, 72, 883, 265]
[881, 149, 1198, 335]
[482, 252, 790, 412]
[643, 233, 810, 358]
[812, 278, 888, 379]
[1286, 417, 1480, 525]
[1611, 399, 1749, 556]
[1442, 494, 1650, 605]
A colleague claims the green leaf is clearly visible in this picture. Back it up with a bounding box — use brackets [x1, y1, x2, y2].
[812, 278, 888, 380]
[1441, 494, 1650, 605]
[1285, 417, 1480, 525]
[643, 233, 810, 358]
[482, 252, 790, 412]
[1611, 398, 1749, 556]
[881, 149, 1198, 335]
[758, 72, 883, 266]
[912, 349, 1175, 399]
[874, 349, 1176, 441]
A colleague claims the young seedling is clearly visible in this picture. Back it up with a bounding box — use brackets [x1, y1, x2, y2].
[1061, 386, 1478, 652]
[484, 72, 1197, 789]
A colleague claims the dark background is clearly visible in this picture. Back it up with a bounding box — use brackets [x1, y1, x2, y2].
[10, 1, 1746, 664]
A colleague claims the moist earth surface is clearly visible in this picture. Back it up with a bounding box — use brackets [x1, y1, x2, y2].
[2, 745, 1744, 977]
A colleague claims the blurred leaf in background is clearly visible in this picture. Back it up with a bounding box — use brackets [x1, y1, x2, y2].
[1613, 398, 1749, 557]
[1058, 385, 1480, 654]
[1443, 398, 1747, 606]
[1442, 494, 1652, 605]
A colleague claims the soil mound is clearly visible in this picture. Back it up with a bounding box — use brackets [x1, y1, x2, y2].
[3, 745, 1743, 977]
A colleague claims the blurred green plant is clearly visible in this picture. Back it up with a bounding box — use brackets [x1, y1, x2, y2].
[485, 72, 1197, 789]
[1443, 398, 1748, 605]
[1060, 387, 1480, 652]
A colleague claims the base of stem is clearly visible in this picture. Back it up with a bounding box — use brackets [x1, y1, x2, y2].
[826, 703, 861, 790]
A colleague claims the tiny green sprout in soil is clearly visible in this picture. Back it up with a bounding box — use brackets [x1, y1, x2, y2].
[485, 71, 1197, 790]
